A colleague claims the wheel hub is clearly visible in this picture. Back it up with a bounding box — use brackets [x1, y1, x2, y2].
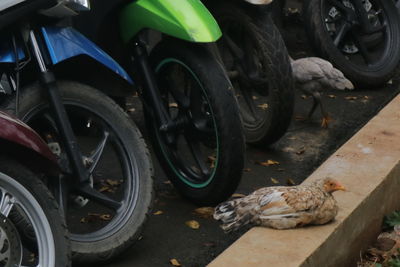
[0, 214, 23, 267]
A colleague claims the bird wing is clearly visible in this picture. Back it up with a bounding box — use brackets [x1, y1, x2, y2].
[291, 59, 325, 83]
[307, 57, 354, 90]
[255, 186, 326, 217]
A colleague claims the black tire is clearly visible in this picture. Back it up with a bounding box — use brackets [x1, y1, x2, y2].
[1, 81, 154, 263]
[208, 2, 295, 145]
[304, 0, 400, 88]
[0, 158, 70, 267]
[148, 39, 245, 206]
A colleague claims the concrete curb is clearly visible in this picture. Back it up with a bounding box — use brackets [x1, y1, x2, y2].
[208, 94, 400, 267]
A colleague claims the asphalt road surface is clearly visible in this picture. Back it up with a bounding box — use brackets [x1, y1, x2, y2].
[76, 3, 400, 267]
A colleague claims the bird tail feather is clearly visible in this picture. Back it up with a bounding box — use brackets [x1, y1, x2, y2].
[214, 199, 252, 232]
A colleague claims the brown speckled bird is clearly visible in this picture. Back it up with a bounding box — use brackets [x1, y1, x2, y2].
[214, 178, 345, 232]
[291, 57, 354, 127]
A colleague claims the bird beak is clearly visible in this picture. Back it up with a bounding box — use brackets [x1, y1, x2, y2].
[334, 184, 346, 191]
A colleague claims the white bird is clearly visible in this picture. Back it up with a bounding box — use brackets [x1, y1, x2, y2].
[290, 57, 354, 127]
[214, 177, 345, 232]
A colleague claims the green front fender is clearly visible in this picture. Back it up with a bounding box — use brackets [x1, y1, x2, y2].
[119, 0, 222, 43]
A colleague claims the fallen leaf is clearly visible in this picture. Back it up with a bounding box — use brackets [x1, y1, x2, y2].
[185, 220, 200, 230]
[106, 179, 121, 186]
[270, 178, 279, 184]
[327, 94, 336, 99]
[169, 103, 178, 108]
[301, 94, 309, 99]
[243, 168, 252, 172]
[345, 96, 358, 100]
[100, 214, 112, 221]
[193, 207, 214, 219]
[257, 103, 269, 110]
[170, 258, 181, 266]
[287, 178, 296, 185]
[256, 160, 280, 166]
[153, 210, 164, 215]
[231, 193, 246, 198]
[296, 149, 305, 155]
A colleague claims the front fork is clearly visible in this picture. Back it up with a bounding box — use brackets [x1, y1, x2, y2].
[131, 37, 176, 143]
[29, 30, 120, 210]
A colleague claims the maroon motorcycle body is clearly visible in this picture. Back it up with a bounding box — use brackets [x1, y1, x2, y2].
[0, 111, 59, 174]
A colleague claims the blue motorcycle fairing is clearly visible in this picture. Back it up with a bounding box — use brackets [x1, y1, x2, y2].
[0, 40, 25, 63]
[41, 26, 133, 84]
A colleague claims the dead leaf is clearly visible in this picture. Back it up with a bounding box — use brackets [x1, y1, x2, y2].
[185, 220, 200, 230]
[270, 178, 279, 184]
[345, 96, 358, 100]
[153, 210, 164, 215]
[256, 160, 280, 166]
[169, 103, 178, 108]
[193, 207, 214, 219]
[296, 149, 305, 155]
[257, 103, 269, 110]
[327, 94, 336, 99]
[301, 94, 309, 99]
[287, 178, 296, 185]
[106, 179, 121, 186]
[231, 193, 246, 198]
[170, 258, 181, 266]
[243, 168, 252, 172]
[100, 214, 112, 221]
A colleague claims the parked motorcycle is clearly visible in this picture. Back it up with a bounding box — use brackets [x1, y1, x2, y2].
[73, 0, 245, 205]
[202, 0, 295, 146]
[0, 0, 153, 263]
[303, 0, 400, 88]
[0, 111, 70, 266]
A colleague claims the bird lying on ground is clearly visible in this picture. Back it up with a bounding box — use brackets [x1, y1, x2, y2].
[290, 57, 354, 128]
[213, 177, 345, 232]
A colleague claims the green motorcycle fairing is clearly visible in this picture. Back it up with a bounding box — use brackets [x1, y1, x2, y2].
[119, 0, 222, 43]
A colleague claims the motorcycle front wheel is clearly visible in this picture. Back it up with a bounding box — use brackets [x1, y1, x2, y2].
[148, 39, 245, 206]
[0, 158, 70, 267]
[304, 0, 400, 88]
[207, 1, 295, 145]
[1, 81, 154, 263]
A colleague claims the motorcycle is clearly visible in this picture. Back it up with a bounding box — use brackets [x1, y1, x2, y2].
[0, 0, 153, 263]
[0, 111, 70, 266]
[303, 0, 400, 88]
[202, 0, 295, 146]
[73, 0, 245, 205]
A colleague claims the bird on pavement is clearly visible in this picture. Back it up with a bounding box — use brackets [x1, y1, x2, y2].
[213, 177, 345, 232]
[290, 57, 354, 128]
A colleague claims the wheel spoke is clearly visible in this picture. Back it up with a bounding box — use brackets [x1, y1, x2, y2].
[87, 131, 109, 174]
[353, 32, 373, 64]
[241, 87, 259, 120]
[333, 22, 351, 46]
[184, 136, 209, 176]
[327, 0, 351, 13]
[0, 189, 14, 217]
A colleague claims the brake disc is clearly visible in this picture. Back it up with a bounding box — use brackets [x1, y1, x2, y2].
[0, 214, 23, 267]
